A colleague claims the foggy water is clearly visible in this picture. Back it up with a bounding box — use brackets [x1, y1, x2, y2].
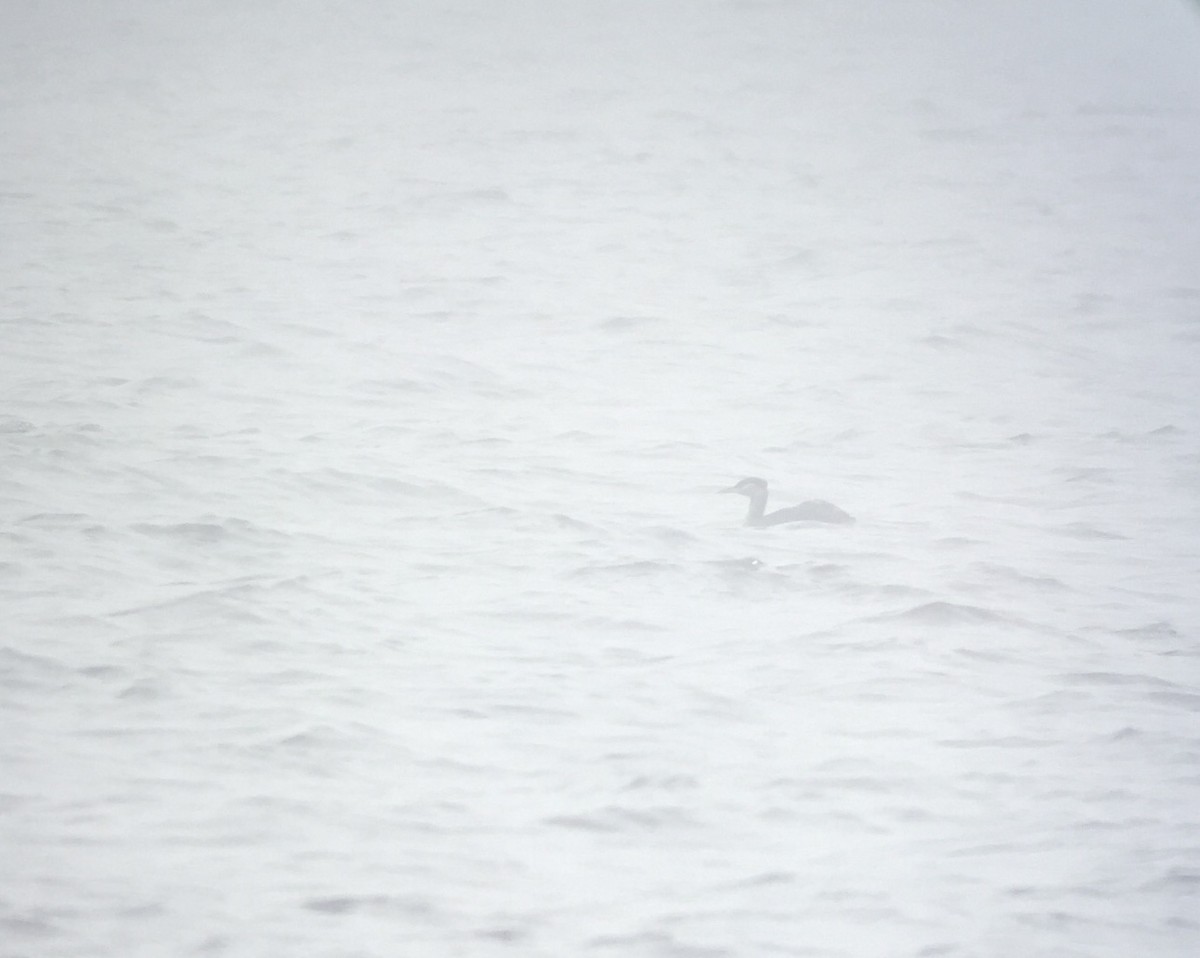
[3, 1, 1199, 955]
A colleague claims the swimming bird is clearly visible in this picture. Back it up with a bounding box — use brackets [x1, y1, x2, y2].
[720, 476, 854, 527]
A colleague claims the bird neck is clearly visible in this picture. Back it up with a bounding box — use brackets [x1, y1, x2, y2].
[744, 488, 768, 523]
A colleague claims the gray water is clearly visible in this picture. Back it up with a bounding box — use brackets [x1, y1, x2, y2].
[3, 1, 1200, 956]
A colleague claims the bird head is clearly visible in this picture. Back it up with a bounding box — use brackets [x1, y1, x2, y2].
[720, 477, 768, 498]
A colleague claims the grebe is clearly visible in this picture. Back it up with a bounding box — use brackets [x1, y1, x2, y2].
[721, 477, 853, 527]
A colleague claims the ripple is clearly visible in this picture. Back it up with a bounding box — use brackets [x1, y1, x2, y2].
[545, 805, 695, 833]
[1052, 522, 1128, 540]
[883, 601, 1015, 626]
[302, 894, 435, 916]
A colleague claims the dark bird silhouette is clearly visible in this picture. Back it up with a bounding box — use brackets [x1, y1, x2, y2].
[720, 476, 853, 527]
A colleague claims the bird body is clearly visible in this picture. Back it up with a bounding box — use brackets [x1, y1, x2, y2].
[721, 476, 853, 527]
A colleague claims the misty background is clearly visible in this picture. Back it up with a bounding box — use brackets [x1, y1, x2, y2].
[2, 1, 1199, 956]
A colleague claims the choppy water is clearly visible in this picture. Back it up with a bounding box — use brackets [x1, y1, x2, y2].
[3, 1, 1200, 955]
